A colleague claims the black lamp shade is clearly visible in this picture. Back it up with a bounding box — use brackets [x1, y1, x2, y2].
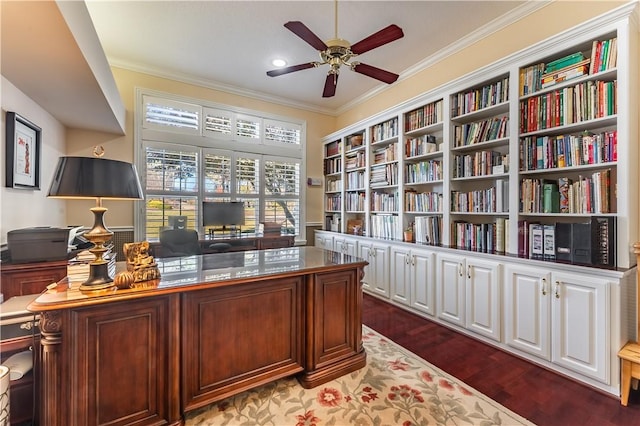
[48, 157, 143, 199]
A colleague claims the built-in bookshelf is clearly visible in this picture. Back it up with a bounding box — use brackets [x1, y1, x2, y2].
[517, 30, 620, 266]
[320, 9, 637, 268]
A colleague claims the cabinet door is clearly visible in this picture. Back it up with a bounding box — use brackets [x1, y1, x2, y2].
[369, 243, 390, 298]
[551, 271, 609, 382]
[357, 244, 374, 293]
[389, 246, 411, 306]
[410, 249, 435, 316]
[504, 264, 551, 360]
[465, 259, 502, 341]
[315, 233, 334, 250]
[436, 253, 465, 327]
[334, 236, 357, 256]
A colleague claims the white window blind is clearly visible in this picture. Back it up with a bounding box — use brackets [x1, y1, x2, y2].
[204, 152, 232, 194]
[143, 96, 200, 134]
[203, 108, 233, 138]
[236, 114, 261, 141]
[264, 119, 301, 147]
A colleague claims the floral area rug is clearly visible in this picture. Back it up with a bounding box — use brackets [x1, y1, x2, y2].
[185, 326, 535, 426]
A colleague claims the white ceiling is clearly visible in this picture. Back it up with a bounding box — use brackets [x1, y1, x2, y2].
[84, 0, 535, 115]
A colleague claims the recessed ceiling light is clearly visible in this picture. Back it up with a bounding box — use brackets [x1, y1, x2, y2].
[272, 58, 287, 67]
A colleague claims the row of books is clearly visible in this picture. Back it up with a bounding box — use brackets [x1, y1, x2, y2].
[369, 214, 399, 240]
[370, 191, 398, 212]
[370, 118, 398, 143]
[404, 100, 443, 132]
[518, 217, 615, 267]
[451, 77, 510, 118]
[452, 150, 507, 179]
[519, 80, 617, 133]
[518, 38, 617, 96]
[404, 160, 442, 184]
[325, 177, 342, 192]
[519, 130, 617, 171]
[345, 171, 366, 190]
[451, 181, 509, 214]
[405, 134, 438, 158]
[589, 37, 617, 74]
[370, 163, 398, 187]
[450, 218, 508, 254]
[415, 215, 442, 246]
[344, 151, 366, 170]
[372, 142, 397, 164]
[344, 192, 366, 211]
[325, 194, 341, 211]
[452, 115, 509, 147]
[404, 190, 443, 213]
[520, 171, 612, 214]
[325, 140, 341, 157]
[323, 157, 341, 174]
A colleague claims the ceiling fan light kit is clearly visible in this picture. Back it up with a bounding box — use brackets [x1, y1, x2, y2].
[266, 2, 404, 98]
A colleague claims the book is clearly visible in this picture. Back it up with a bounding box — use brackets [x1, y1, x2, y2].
[543, 224, 556, 260]
[543, 182, 559, 213]
[495, 217, 505, 253]
[555, 222, 573, 262]
[530, 223, 544, 259]
[558, 177, 571, 213]
[545, 52, 585, 73]
[517, 220, 529, 258]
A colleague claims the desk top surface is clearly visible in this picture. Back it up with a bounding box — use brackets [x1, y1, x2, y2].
[28, 246, 365, 312]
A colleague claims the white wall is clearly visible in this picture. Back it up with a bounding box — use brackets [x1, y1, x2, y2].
[1, 76, 67, 245]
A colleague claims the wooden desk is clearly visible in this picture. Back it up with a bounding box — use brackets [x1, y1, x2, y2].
[0, 259, 68, 300]
[150, 234, 294, 257]
[28, 247, 366, 426]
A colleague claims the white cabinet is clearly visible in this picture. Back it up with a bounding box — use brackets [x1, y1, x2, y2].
[358, 241, 389, 298]
[334, 235, 358, 256]
[504, 264, 610, 382]
[436, 253, 502, 341]
[315, 232, 334, 251]
[390, 246, 436, 316]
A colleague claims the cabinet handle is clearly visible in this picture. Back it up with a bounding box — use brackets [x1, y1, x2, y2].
[411, 255, 415, 266]
[458, 263, 463, 277]
[467, 265, 471, 279]
[555, 280, 560, 299]
[405, 253, 410, 265]
[541, 278, 547, 296]
[370, 247, 375, 258]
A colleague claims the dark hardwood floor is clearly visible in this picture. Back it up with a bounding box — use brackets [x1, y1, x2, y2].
[362, 294, 640, 426]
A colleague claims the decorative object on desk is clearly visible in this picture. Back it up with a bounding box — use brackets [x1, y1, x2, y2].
[123, 241, 161, 283]
[185, 326, 533, 426]
[47, 149, 144, 291]
[113, 271, 135, 289]
[0, 365, 8, 426]
[5, 111, 41, 189]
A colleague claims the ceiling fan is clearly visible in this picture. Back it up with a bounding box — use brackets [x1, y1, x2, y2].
[266, 0, 404, 98]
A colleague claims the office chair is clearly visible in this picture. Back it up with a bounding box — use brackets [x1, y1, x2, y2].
[159, 229, 202, 257]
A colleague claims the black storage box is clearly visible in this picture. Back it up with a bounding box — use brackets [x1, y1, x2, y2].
[7, 227, 70, 263]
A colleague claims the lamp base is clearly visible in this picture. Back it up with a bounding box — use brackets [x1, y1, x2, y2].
[79, 262, 114, 292]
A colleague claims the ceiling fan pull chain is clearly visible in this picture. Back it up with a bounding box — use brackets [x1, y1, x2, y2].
[334, 0, 338, 39]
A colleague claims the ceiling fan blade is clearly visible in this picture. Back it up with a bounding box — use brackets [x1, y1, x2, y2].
[323, 73, 338, 98]
[353, 63, 399, 84]
[284, 21, 328, 51]
[266, 62, 316, 77]
[350, 24, 404, 55]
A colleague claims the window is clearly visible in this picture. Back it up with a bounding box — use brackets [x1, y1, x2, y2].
[137, 91, 305, 242]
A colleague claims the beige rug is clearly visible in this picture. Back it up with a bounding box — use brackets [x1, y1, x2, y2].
[185, 326, 534, 426]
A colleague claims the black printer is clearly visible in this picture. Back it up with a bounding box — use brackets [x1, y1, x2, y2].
[7, 227, 70, 263]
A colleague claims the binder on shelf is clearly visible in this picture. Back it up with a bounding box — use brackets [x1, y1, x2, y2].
[543, 182, 559, 213]
[572, 221, 593, 265]
[591, 216, 616, 267]
[555, 222, 573, 262]
[543, 224, 556, 260]
[530, 223, 544, 259]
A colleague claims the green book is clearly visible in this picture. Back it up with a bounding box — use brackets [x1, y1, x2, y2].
[545, 52, 585, 73]
[543, 182, 560, 213]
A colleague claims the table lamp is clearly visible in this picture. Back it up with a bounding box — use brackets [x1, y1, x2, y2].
[48, 155, 143, 291]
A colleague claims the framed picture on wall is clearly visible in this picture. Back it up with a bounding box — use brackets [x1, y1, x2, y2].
[5, 111, 41, 189]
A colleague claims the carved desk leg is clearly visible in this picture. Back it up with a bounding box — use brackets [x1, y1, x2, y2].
[39, 311, 64, 426]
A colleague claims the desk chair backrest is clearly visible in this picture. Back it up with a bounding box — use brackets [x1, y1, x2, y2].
[159, 229, 202, 257]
